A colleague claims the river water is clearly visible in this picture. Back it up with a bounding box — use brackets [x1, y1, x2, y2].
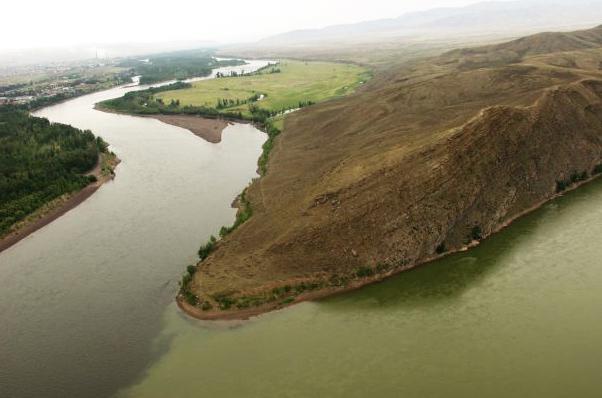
[2, 61, 602, 398]
[0, 61, 268, 398]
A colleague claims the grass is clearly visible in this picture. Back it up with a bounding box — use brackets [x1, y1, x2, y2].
[156, 60, 370, 117]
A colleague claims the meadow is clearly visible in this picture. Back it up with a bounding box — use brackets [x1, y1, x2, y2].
[156, 60, 370, 116]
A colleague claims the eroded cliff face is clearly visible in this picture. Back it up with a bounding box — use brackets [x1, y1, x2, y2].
[438, 80, 602, 245]
[186, 27, 602, 314]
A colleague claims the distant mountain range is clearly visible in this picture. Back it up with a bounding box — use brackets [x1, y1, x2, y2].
[259, 0, 602, 45]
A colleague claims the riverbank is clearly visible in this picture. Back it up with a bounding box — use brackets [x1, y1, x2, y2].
[177, 169, 602, 321]
[151, 115, 232, 143]
[94, 104, 234, 143]
[0, 153, 120, 254]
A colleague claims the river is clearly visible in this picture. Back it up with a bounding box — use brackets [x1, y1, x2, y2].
[2, 61, 602, 398]
[0, 60, 269, 398]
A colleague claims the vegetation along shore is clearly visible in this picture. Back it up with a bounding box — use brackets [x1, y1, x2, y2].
[0, 108, 119, 253]
[177, 25, 602, 320]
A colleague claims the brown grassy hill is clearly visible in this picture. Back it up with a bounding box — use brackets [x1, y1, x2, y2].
[183, 26, 602, 317]
[441, 25, 602, 69]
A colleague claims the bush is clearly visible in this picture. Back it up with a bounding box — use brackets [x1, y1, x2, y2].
[376, 263, 389, 273]
[436, 243, 447, 254]
[356, 266, 375, 278]
[218, 189, 253, 238]
[556, 179, 569, 193]
[183, 291, 199, 306]
[281, 297, 295, 305]
[181, 273, 192, 287]
[257, 121, 282, 175]
[557, 170, 589, 193]
[570, 171, 588, 184]
[471, 226, 483, 241]
[213, 294, 236, 310]
[198, 235, 217, 260]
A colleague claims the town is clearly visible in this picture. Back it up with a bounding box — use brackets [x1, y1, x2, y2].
[0, 60, 132, 107]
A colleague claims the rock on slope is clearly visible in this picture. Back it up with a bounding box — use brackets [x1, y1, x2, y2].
[186, 25, 602, 315]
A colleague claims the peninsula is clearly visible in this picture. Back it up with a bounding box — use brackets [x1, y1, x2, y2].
[179, 25, 602, 319]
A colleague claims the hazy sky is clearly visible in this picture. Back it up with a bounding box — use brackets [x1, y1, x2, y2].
[4, 0, 512, 50]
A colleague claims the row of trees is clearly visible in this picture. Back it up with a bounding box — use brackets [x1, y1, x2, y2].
[215, 93, 264, 109]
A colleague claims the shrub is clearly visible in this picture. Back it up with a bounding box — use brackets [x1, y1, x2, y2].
[213, 294, 236, 310]
[218, 189, 253, 238]
[183, 291, 199, 306]
[186, 265, 197, 276]
[198, 235, 217, 260]
[181, 273, 192, 287]
[257, 121, 282, 175]
[436, 243, 447, 254]
[570, 171, 588, 184]
[281, 297, 295, 305]
[376, 263, 389, 273]
[556, 179, 569, 193]
[471, 226, 483, 241]
[356, 266, 375, 278]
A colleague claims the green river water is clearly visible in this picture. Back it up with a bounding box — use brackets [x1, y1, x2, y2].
[122, 177, 602, 398]
[1, 60, 601, 398]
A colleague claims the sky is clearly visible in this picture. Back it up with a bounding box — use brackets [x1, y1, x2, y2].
[2, 0, 512, 50]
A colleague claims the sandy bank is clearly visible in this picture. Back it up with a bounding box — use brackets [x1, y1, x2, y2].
[94, 105, 234, 144]
[151, 115, 232, 143]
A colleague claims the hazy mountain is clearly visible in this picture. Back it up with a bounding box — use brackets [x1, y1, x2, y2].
[259, 0, 602, 45]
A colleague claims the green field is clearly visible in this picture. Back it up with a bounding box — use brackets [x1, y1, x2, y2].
[156, 60, 370, 116]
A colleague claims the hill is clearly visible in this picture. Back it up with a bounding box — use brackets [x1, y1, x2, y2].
[257, 0, 602, 46]
[440, 24, 602, 69]
[182, 25, 602, 318]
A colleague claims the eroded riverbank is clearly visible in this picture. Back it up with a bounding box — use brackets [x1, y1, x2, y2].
[177, 169, 602, 320]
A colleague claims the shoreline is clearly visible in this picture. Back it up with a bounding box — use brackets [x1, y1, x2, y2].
[94, 105, 248, 143]
[151, 115, 232, 143]
[177, 171, 602, 321]
[0, 153, 120, 254]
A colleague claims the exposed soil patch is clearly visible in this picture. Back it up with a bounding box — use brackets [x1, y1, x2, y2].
[151, 115, 232, 143]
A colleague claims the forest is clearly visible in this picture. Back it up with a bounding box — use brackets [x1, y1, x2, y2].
[0, 107, 107, 235]
[118, 50, 245, 84]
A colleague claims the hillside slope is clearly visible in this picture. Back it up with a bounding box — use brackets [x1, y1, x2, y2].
[184, 25, 602, 317]
[257, 0, 602, 45]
